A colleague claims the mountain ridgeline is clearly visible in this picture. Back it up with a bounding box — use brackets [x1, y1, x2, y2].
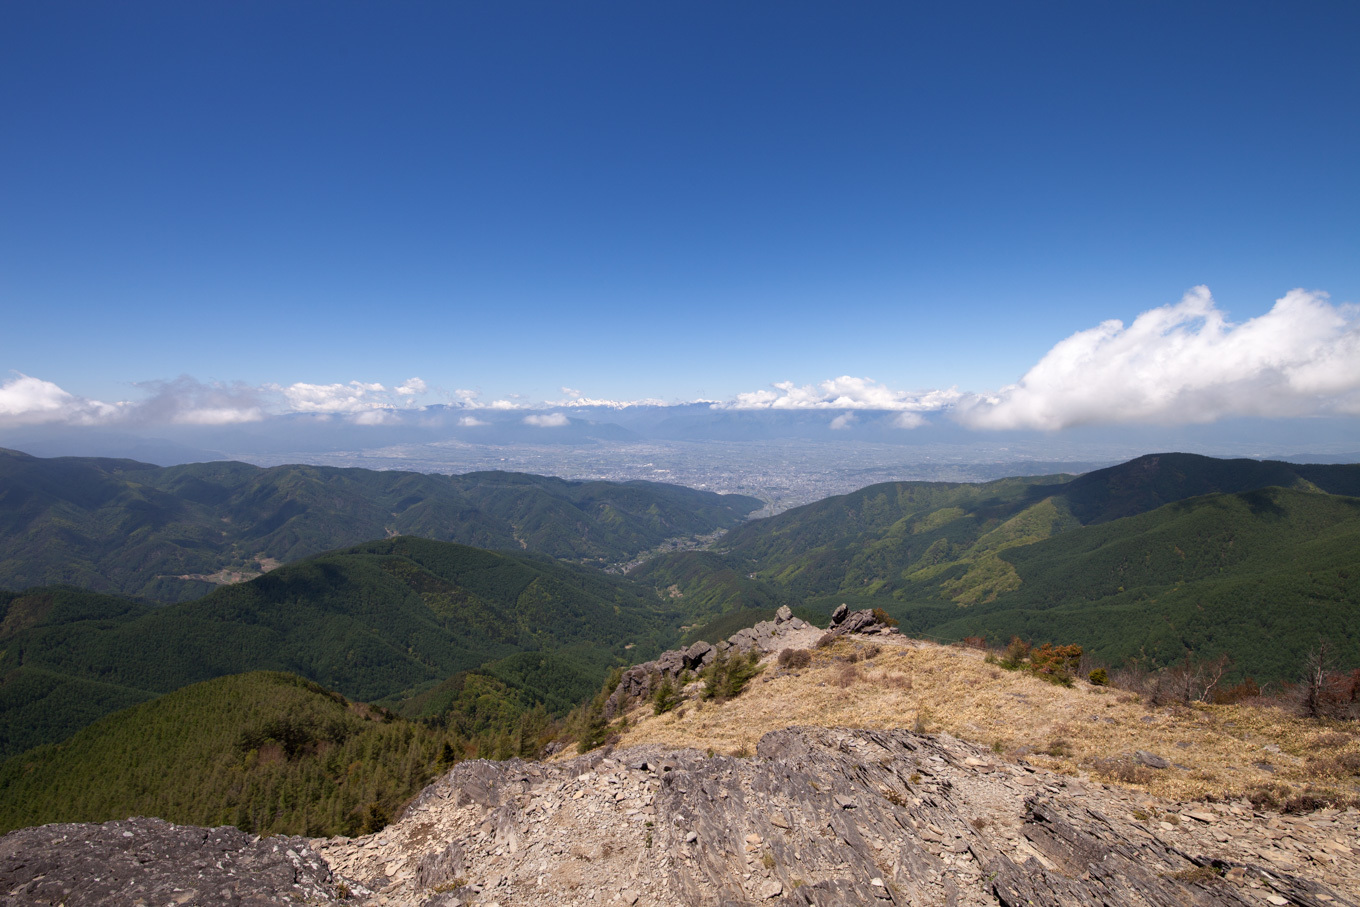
[638, 454, 1360, 681]
[0, 448, 762, 602]
[0, 451, 1358, 849]
[0, 537, 683, 757]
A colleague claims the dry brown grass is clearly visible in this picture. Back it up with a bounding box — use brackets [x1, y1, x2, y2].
[611, 635, 1360, 805]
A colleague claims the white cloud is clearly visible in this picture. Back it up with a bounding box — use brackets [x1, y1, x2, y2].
[270, 377, 429, 414]
[0, 374, 121, 425]
[892, 411, 927, 429]
[0, 374, 266, 427]
[277, 381, 386, 413]
[523, 413, 569, 427]
[166, 406, 260, 425]
[451, 388, 481, 405]
[720, 376, 958, 413]
[8, 287, 1355, 434]
[350, 409, 399, 426]
[956, 287, 1360, 430]
[133, 377, 266, 425]
[558, 395, 668, 409]
[829, 412, 857, 430]
[560, 386, 582, 397]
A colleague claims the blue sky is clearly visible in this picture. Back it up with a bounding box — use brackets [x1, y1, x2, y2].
[2, 2, 1358, 432]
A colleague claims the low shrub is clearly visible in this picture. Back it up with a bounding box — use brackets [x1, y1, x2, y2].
[1029, 644, 1082, 686]
[778, 648, 813, 670]
[833, 663, 859, 688]
[652, 678, 681, 715]
[1210, 677, 1261, 704]
[994, 636, 1082, 686]
[1249, 782, 1360, 814]
[1092, 756, 1156, 786]
[701, 649, 762, 701]
[1305, 751, 1360, 779]
[999, 637, 1030, 670]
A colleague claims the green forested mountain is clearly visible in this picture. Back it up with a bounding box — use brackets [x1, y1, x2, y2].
[0, 672, 454, 837]
[0, 537, 681, 756]
[628, 550, 797, 623]
[705, 453, 1360, 603]
[713, 472, 1075, 602]
[914, 486, 1360, 681]
[1, 452, 1358, 841]
[635, 454, 1360, 680]
[0, 448, 761, 601]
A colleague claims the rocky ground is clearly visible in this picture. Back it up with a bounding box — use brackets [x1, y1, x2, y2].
[313, 725, 1359, 907]
[0, 818, 336, 905]
[2, 614, 1358, 906]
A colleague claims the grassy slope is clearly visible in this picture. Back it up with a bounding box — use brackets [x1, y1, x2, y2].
[0, 672, 451, 837]
[0, 448, 762, 601]
[920, 487, 1360, 680]
[614, 633, 1360, 809]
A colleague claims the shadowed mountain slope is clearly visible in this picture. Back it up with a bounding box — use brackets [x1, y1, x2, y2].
[0, 537, 681, 756]
[0, 448, 761, 602]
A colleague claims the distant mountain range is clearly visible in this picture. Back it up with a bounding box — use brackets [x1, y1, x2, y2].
[4, 407, 1358, 467]
[0, 448, 761, 601]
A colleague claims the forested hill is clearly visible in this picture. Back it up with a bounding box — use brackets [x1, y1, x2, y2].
[904, 485, 1360, 680]
[709, 453, 1360, 597]
[0, 537, 682, 757]
[0, 672, 454, 838]
[636, 453, 1360, 681]
[0, 448, 761, 601]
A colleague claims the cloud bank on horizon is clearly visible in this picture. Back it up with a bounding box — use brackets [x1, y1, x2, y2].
[4, 288, 1358, 433]
[959, 287, 1360, 430]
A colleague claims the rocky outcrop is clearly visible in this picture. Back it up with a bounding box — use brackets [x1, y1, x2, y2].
[0, 816, 354, 906]
[605, 605, 834, 718]
[313, 726, 1357, 907]
[825, 602, 891, 637]
[4, 728, 1357, 906]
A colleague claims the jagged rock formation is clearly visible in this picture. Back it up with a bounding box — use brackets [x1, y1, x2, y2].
[0, 817, 342, 905]
[605, 605, 887, 719]
[2, 726, 1356, 906]
[309, 725, 1357, 907]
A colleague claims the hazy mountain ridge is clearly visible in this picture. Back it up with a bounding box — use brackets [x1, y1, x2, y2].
[0, 448, 761, 602]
